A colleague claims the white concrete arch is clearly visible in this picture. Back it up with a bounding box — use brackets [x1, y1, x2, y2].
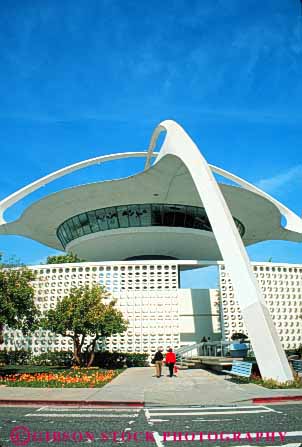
[148, 119, 293, 382]
[0, 151, 158, 225]
[209, 164, 302, 233]
[145, 131, 302, 234]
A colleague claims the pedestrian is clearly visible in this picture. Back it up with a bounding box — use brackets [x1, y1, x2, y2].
[165, 347, 176, 377]
[153, 347, 164, 378]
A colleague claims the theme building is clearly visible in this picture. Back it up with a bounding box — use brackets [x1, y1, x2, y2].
[1, 120, 302, 380]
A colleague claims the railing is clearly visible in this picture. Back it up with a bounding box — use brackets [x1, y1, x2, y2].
[175, 343, 202, 368]
[175, 340, 253, 366]
[175, 342, 200, 356]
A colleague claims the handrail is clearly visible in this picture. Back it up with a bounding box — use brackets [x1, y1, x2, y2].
[175, 342, 202, 358]
[176, 340, 252, 362]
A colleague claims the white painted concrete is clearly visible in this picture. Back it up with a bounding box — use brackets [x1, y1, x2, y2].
[1, 119, 301, 382]
[147, 120, 293, 381]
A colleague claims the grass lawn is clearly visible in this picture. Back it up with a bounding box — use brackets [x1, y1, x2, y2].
[0, 366, 123, 388]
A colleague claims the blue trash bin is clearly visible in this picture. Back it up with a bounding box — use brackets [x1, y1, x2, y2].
[230, 343, 248, 358]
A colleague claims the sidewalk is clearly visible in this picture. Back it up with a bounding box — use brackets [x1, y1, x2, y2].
[1, 367, 302, 406]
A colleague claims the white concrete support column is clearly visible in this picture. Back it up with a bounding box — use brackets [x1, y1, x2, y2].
[149, 120, 293, 382]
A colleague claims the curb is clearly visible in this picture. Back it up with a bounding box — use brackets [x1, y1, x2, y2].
[253, 395, 302, 404]
[0, 400, 144, 407]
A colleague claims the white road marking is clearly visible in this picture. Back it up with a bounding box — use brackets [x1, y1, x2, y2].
[25, 413, 139, 418]
[153, 431, 165, 447]
[149, 409, 272, 416]
[36, 407, 140, 412]
[191, 418, 235, 422]
[36, 406, 48, 412]
[279, 444, 302, 447]
[145, 408, 154, 426]
[158, 445, 301, 447]
[150, 419, 170, 422]
[159, 431, 302, 441]
[147, 405, 274, 411]
[261, 405, 280, 413]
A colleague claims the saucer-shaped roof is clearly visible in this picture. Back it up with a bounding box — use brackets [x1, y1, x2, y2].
[0, 121, 301, 261]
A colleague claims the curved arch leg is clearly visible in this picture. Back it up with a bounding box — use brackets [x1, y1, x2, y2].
[153, 120, 293, 382]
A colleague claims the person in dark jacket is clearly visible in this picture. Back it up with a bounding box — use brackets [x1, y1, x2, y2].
[153, 347, 164, 378]
[165, 348, 176, 377]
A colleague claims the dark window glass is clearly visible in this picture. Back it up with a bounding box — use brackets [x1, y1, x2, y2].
[184, 206, 195, 228]
[95, 209, 108, 231]
[106, 207, 119, 230]
[78, 213, 91, 235]
[151, 204, 163, 225]
[68, 219, 79, 239]
[64, 222, 73, 241]
[163, 205, 176, 226]
[87, 211, 99, 233]
[73, 216, 84, 237]
[57, 229, 65, 246]
[194, 208, 211, 230]
[57, 203, 245, 248]
[173, 205, 185, 227]
[117, 206, 129, 228]
[60, 226, 68, 243]
[128, 205, 141, 227]
[140, 204, 151, 226]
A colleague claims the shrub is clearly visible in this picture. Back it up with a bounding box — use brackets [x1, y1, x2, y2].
[0, 349, 32, 365]
[31, 351, 73, 367]
[93, 351, 148, 369]
[251, 374, 302, 389]
[89, 351, 125, 369]
[125, 353, 149, 367]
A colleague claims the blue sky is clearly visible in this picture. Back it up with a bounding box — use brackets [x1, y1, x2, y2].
[0, 0, 302, 288]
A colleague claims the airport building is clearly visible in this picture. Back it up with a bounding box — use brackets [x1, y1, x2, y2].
[3, 260, 301, 356]
[1, 120, 302, 380]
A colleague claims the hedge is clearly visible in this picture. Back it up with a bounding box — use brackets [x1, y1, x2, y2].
[92, 351, 149, 368]
[0, 349, 149, 369]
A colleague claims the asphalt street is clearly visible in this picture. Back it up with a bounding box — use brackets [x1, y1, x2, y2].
[0, 404, 301, 447]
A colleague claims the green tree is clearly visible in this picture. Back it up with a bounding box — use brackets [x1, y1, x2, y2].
[46, 253, 85, 264]
[41, 285, 128, 366]
[0, 255, 39, 344]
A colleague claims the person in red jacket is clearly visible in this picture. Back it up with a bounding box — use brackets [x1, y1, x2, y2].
[165, 348, 176, 377]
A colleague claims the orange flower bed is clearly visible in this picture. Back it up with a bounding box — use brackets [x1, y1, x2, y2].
[0, 368, 120, 388]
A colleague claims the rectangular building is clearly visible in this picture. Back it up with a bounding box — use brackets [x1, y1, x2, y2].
[3, 260, 302, 355]
[219, 261, 302, 350]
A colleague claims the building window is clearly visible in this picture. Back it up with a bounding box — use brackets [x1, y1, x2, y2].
[57, 203, 245, 248]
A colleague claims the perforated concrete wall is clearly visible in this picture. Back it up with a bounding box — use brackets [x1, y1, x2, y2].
[219, 262, 302, 349]
[3, 261, 180, 357]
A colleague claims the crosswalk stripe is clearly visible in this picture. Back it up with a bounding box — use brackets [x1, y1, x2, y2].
[149, 409, 271, 416]
[25, 413, 139, 418]
[147, 405, 275, 412]
[159, 431, 302, 441]
[153, 431, 165, 447]
[148, 405, 262, 410]
[36, 407, 139, 412]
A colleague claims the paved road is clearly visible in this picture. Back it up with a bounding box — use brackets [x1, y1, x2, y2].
[0, 404, 301, 446]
